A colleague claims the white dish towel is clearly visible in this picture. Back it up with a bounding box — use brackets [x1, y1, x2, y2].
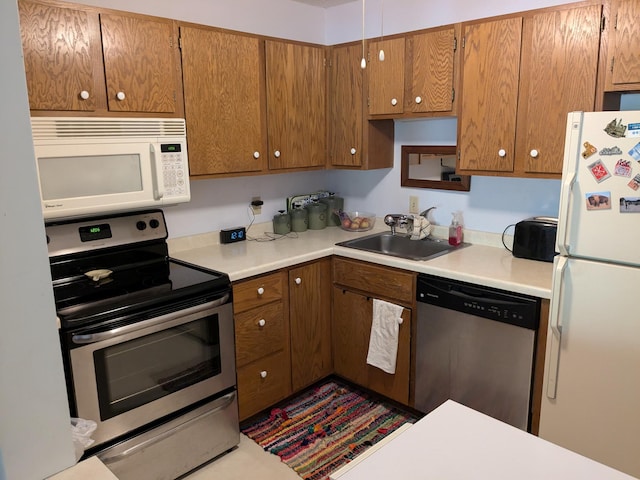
[366, 298, 404, 374]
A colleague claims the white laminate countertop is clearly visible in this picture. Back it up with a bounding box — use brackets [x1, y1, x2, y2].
[331, 400, 637, 480]
[169, 223, 553, 298]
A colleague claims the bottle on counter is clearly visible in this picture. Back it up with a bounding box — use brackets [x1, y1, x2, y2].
[448, 212, 463, 246]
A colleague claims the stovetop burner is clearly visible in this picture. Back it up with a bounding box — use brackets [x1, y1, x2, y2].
[46, 210, 230, 329]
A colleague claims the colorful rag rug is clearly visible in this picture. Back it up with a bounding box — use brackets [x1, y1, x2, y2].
[240, 381, 418, 480]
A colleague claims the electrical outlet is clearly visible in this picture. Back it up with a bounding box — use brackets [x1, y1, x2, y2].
[409, 196, 419, 214]
[251, 196, 262, 215]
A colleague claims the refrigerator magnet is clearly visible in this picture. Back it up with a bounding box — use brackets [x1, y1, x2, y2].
[604, 118, 627, 138]
[587, 159, 611, 182]
[620, 197, 640, 213]
[627, 122, 640, 137]
[628, 141, 640, 161]
[585, 192, 611, 210]
[627, 174, 640, 191]
[582, 142, 597, 159]
[614, 159, 633, 177]
[599, 146, 622, 155]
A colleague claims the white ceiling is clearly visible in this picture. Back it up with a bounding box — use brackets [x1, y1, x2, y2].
[292, 0, 357, 7]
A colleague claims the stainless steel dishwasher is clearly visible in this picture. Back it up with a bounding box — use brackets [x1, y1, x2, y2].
[415, 274, 540, 431]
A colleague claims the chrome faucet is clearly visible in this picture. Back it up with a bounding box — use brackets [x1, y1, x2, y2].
[383, 214, 410, 235]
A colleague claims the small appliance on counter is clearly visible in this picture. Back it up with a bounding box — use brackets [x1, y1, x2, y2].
[512, 216, 558, 262]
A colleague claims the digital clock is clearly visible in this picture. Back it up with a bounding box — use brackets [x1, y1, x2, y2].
[220, 226, 246, 244]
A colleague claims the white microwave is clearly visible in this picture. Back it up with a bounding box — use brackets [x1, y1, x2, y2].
[31, 117, 191, 220]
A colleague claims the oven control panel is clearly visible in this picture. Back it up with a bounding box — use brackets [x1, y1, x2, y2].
[46, 210, 168, 258]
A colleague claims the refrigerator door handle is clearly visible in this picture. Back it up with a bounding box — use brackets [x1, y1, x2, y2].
[556, 116, 581, 256]
[546, 256, 567, 399]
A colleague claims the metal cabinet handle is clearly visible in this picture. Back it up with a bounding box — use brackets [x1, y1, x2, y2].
[530, 149, 539, 158]
[350, 148, 357, 155]
[260, 371, 268, 379]
[257, 287, 264, 295]
[253, 151, 260, 159]
[295, 277, 302, 285]
[391, 98, 398, 106]
[116, 91, 126, 101]
[79, 90, 90, 100]
[415, 96, 422, 104]
[498, 149, 506, 157]
[258, 319, 266, 327]
[274, 150, 281, 158]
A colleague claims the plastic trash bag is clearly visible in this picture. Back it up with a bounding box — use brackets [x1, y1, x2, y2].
[70, 418, 97, 462]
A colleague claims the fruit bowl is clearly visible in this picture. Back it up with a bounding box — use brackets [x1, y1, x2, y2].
[338, 211, 376, 232]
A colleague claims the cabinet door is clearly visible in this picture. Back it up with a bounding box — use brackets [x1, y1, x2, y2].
[266, 41, 326, 170]
[368, 37, 405, 115]
[100, 13, 180, 113]
[289, 260, 332, 391]
[181, 27, 266, 176]
[329, 43, 364, 167]
[332, 287, 411, 405]
[518, 5, 601, 174]
[18, 1, 104, 111]
[406, 27, 456, 114]
[458, 17, 522, 172]
[608, 0, 640, 88]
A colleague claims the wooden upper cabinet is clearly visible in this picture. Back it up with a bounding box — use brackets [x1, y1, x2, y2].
[605, 0, 640, 90]
[266, 40, 326, 170]
[458, 17, 522, 173]
[518, 5, 601, 175]
[329, 43, 364, 167]
[100, 13, 181, 113]
[328, 42, 394, 170]
[180, 26, 266, 176]
[18, 0, 183, 116]
[405, 25, 458, 115]
[459, 3, 602, 177]
[368, 37, 405, 115]
[18, 1, 105, 111]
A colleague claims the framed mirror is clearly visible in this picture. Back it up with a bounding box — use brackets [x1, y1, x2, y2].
[401, 145, 471, 191]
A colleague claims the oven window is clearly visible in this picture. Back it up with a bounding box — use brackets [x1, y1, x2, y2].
[94, 315, 221, 421]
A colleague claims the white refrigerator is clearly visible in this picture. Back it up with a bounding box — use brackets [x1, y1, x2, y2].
[539, 111, 640, 478]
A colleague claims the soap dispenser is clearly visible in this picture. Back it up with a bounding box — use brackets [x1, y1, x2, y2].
[448, 212, 463, 246]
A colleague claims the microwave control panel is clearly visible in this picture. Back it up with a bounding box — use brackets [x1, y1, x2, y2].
[160, 143, 188, 197]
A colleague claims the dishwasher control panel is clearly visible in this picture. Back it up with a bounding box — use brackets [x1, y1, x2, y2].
[416, 274, 540, 330]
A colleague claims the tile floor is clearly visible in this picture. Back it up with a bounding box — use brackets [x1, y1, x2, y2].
[182, 434, 300, 480]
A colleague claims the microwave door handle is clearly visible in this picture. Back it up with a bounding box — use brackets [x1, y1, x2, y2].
[150, 143, 164, 200]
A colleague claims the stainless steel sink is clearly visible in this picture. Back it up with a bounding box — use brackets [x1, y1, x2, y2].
[336, 232, 467, 261]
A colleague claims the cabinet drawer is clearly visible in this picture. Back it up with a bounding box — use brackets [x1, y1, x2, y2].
[237, 351, 291, 420]
[233, 272, 284, 314]
[235, 302, 286, 368]
[333, 258, 415, 305]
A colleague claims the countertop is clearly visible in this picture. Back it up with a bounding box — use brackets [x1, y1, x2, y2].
[169, 222, 553, 298]
[330, 400, 636, 480]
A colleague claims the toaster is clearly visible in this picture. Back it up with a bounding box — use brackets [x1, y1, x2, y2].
[512, 217, 558, 262]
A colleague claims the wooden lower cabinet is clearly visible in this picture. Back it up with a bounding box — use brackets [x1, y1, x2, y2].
[289, 259, 332, 392]
[333, 288, 411, 405]
[236, 351, 291, 421]
[233, 271, 291, 421]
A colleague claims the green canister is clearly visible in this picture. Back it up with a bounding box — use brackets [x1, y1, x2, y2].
[319, 194, 344, 227]
[306, 202, 327, 230]
[272, 210, 291, 235]
[290, 208, 308, 232]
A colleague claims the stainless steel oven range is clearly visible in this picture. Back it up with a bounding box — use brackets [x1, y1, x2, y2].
[47, 209, 239, 480]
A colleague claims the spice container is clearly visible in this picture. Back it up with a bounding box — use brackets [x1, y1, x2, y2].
[306, 202, 327, 230]
[272, 210, 291, 235]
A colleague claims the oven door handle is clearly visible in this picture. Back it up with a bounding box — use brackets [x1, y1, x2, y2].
[99, 391, 237, 465]
[71, 293, 230, 345]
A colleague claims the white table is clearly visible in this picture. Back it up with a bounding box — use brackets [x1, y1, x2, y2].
[331, 400, 637, 480]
